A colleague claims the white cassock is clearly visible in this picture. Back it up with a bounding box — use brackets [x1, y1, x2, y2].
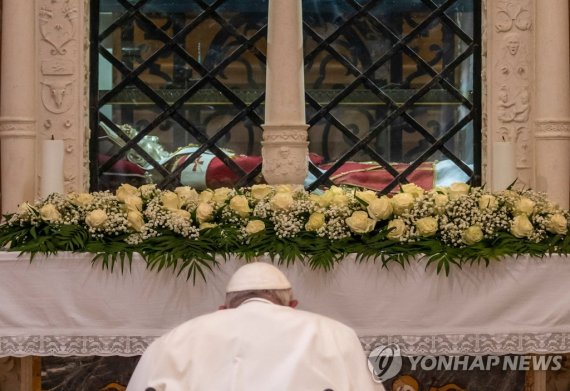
[127, 298, 385, 391]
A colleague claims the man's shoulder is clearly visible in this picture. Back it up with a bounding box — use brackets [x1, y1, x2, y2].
[266, 305, 358, 338]
[158, 305, 357, 343]
[297, 308, 356, 331]
[170, 308, 230, 332]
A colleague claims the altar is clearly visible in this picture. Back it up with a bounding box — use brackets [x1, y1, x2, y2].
[1, 251, 569, 359]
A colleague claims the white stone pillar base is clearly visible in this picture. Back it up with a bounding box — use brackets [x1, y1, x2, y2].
[262, 125, 309, 185]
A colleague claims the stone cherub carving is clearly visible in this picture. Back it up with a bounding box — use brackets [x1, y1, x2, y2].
[498, 86, 530, 124]
[497, 32, 530, 82]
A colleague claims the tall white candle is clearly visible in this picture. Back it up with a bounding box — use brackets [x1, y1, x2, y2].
[491, 141, 517, 191]
[264, 0, 305, 125]
[40, 139, 64, 198]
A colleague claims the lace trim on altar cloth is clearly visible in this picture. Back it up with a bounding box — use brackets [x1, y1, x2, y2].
[361, 333, 570, 356]
[0, 336, 156, 357]
[0, 334, 569, 357]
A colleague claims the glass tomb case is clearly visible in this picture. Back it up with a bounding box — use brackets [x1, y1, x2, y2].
[90, 0, 481, 192]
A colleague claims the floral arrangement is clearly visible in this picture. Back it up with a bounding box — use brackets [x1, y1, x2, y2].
[1, 182, 569, 281]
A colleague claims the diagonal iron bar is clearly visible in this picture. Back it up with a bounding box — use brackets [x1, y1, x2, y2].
[307, 42, 475, 190]
[303, 21, 473, 177]
[97, 48, 248, 179]
[159, 94, 265, 188]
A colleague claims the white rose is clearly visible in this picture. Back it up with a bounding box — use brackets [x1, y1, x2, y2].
[199, 189, 214, 203]
[196, 202, 214, 223]
[401, 183, 424, 198]
[331, 194, 349, 207]
[387, 219, 406, 240]
[198, 189, 214, 202]
[213, 187, 232, 204]
[175, 186, 199, 206]
[127, 211, 145, 232]
[462, 225, 484, 245]
[479, 194, 498, 210]
[547, 214, 568, 235]
[511, 215, 533, 238]
[448, 182, 470, 200]
[305, 212, 325, 231]
[85, 209, 108, 228]
[329, 186, 344, 195]
[245, 220, 265, 235]
[270, 193, 294, 211]
[367, 196, 393, 220]
[251, 184, 274, 200]
[415, 216, 438, 237]
[275, 184, 294, 194]
[139, 184, 157, 198]
[69, 193, 94, 207]
[123, 195, 143, 212]
[116, 183, 139, 202]
[515, 197, 536, 216]
[39, 204, 61, 222]
[433, 193, 449, 213]
[355, 190, 377, 204]
[391, 193, 415, 215]
[310, 191, 334, 208]
[172, 209, 191, 220]
[345, 211, 376, 234]
[18, 202, 34, 215]
[161, 191, 180, 210]
[199, 222, 218, 230]
[229, 195, 251, 217]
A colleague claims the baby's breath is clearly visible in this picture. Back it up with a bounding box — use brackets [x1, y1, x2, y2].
[3, 183, 570, 277]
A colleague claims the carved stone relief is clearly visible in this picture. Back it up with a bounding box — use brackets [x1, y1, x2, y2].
[41, 79, 75, 114]
[489, 0, 534, 188]
[262, 126, 309, 185]
[495, 1, 532, 32]
[37, 0, 85, 194]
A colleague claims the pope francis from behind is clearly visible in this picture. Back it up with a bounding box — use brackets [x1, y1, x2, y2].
[126, 262, 385, 391]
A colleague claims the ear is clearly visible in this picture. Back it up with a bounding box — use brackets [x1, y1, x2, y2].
[289, 299, 298, 308]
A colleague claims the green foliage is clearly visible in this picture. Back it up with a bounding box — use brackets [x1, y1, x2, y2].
[2, 216, 569, 283]
[3, 183, 570, 283]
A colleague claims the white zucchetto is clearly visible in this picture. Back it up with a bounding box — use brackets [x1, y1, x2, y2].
[226, 262, 292, 292]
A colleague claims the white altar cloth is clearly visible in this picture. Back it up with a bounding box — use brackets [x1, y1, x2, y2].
[0, 252, 568, 357]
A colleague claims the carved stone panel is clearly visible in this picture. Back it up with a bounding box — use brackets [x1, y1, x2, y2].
[37, 0, 86, 194]
[486, 0, 534, 188]
[262, 125, 309, 185]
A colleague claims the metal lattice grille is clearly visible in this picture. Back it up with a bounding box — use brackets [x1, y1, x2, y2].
[90, 0, 481, 192]
[90, 0, 268, 191]
[303, 0, 481, 193]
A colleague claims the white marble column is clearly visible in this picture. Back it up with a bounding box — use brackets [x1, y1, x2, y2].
[262, 0, 309, 185]
[0, 0, 37, 213]
[534, 0, 570, 208]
